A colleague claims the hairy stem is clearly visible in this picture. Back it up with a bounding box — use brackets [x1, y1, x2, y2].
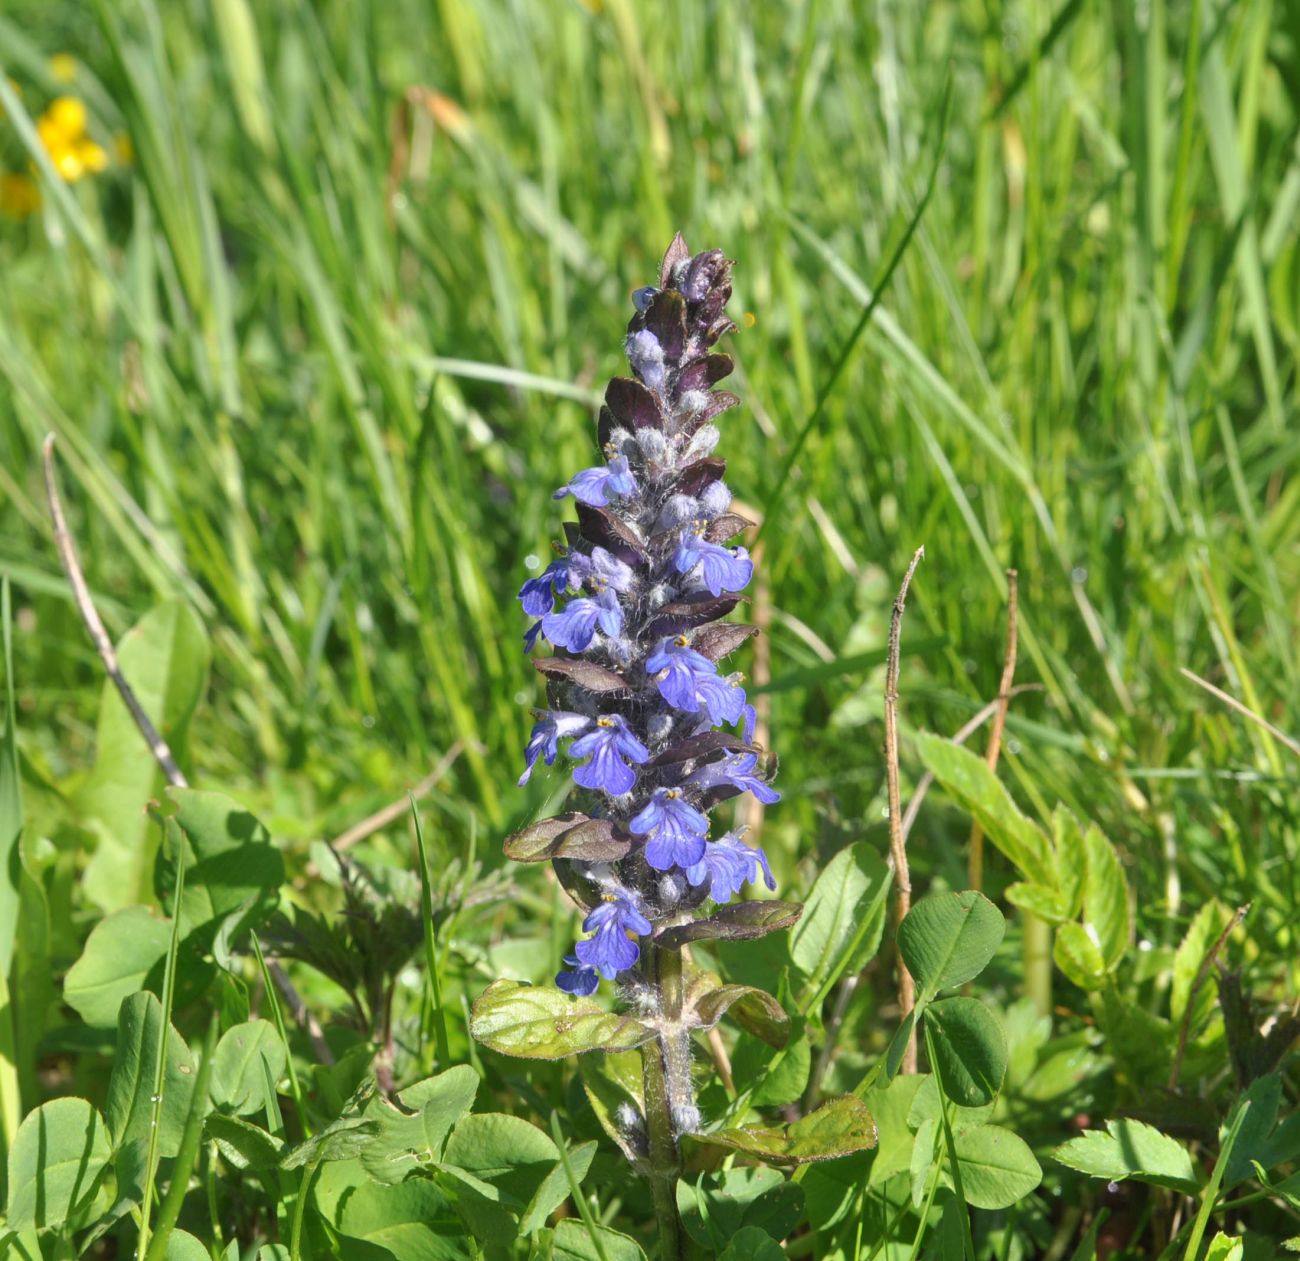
[641, 943, 687, 1260]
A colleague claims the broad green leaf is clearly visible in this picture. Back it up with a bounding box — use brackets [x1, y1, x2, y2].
[442, 1112, 561, 1237]
[1082, 824, 1128, 969]
[799, 1152, 871, 1232]
[732, 1028, 811, 1107]
[925, 997, 1008, 1107]
[656, 900, 802, 949]
[361, 1067, 479, 1185]
[789, 842, 891, 993]
[518, 1140, 596, 1235]
[470, 979, 654, 1058]
[0, 578, 22, 975]
[906, 1074, 995, 1130]
[689, 1095, 876, 1166]
[719, 1226, 785, 1261]
[1049, 806, 1087, 919]
[5, 1097, 113, 1231]
[105, 991, 198, 1158]
[913, 731, 1054, 884]
[580, 1053, 644, 1164]
[206, 1113, 283, 1171]
[1204, 1233, 1244, 1261]
[1053, 923, 1107, 991]
[690, 981, 790, 1048]
[1172, 901, 1223, 1023]
[548, 1218, 648, 1261]
[1004, 881, 1072, 925]
[867, 1073, 926, 1188]
[211, 1018, 286, 1114]
[337, 1179, 467, 1260]
[79, 602, 210, 912]
[282, 1111, 377, 1169]
[156, 788, 284, 943]
[677, 1166, 804, 1248]
[898, 891, 1005, 1002]
[1223, 1074, 1285, 1188]
[165, 1229, 211, 1261]
[1053, 1118, 1198, 1192]
[63, 906, 172, 1027]
[949, 1123, 1042, 1209]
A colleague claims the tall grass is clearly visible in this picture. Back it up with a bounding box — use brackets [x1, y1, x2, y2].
[1, 0, 1295, 992]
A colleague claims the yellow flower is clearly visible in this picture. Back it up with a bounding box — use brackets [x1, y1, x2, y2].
[47, 95, 87, 137]
[34, 94, 107, 184]
[49, 54, 79, 84]
[0, 172, 41, 218]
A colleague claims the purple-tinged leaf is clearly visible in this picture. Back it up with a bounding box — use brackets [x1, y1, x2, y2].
[503, 812, 591, 862]
[605, 378, 663, 430]
[676, 354, 735, 394]
[656, 900, 802, 949]
[645, 730, 755, 768]
[691, 623, 758, 661]
[659, 232, 691, 288]
[643, 290, 687, 361]
[549, 818, 634, 861]
[704, 512, 755, 543]
[676, 458, 727, 498]
[645, 593, 743, 638]
[690, 981, 790, 1049]
[575, 503, 647, 566]
[534, 658, 629, 694]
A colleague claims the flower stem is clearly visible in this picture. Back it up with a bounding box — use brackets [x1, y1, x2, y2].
[641, 943, 687, 1260]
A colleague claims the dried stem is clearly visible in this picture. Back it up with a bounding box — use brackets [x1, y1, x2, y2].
[968, 570, 1018, 891]
[1179, 666, 1300, 760]
[43, 434, 333, 1065]
[1169, 904, 1248, 1089]
[885, 547, 924, 1075]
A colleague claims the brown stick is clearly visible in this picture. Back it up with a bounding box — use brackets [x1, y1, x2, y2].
[43, 434, 333, 1064]
[1169, 904, 1249, 1089]
[969, 570, 1019, 891]
[334, 740, 474, 851]
[1178, 667, 1300, 760]
[885, 547, 924, 1075]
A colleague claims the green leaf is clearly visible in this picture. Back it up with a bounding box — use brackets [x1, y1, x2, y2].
[1004, 881, 1073, 925]
[948, 1123, 1042, 1209]
[165, 1229, 212, 1261]
[732, 1029, 811, 1107]
[866, 1074, 926, 1188]
[1053, 1118, 1199, 1192]
[5, 1097, 113, 1231]
[1053, 923, 1108, 991]
[282, 1110, 377, 1170]
[549, 1218, 648, 1261]
[1081, 824, 1128, 969]
[790, 842, 891, 991]
[898, 891, 1005, 1002]
[913, 731, 1054, 884]
[1049, 805, 1087, 919]
[1172, 902, 1224, 1023]
[518, 1140, 596, 1235]
[63, 906, 172, 1027]
[210, 1018, 286, 1114]
[719, 1226, 786, 1261]
[925, 997, 1008, 1107]
[1204, 1233, 1244, 1261]
[361, 1067, 479, 1186]
[677, 1166, 804, 1249]
[156, 788, 284, 944]
[105, 991, 198, 1159]
[206, 1113, 283, 1171]
[399, 1065, 480, 1155]
[690, 981, 790, 1048]
[441, 1112, 562, 1238]
[689, 1095, 877, 1166]
[469, 980, 654, 1058]
[78, 602, 210, 913]
[656, 900, 802, 949]
[337, 1179, 466, 1259]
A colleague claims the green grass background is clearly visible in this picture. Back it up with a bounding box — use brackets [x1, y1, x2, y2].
[1, 0, 1296, 966]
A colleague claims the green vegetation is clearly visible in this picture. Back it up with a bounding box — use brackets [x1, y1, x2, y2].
[0, 0, 1296, 1257]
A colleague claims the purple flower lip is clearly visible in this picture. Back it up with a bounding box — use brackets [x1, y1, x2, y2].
[631, 788, 710, 872]
[574, 891, 653, 979]
[569, 715, 650, 796]
[684, 831, 776, 903]
[674, 529, 753, 597]
[554, 454, 637, 507]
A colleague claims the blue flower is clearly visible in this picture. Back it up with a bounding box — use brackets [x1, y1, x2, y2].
[554, 454, 637, 507]
[694, 671, 747, 726]
[542, 587, 624, 652]
[556, 953, 600, 996]
[689, 751, 780, 805]
[570, 715, 650, 795]
[519, 711, 592, 786]
[574, 891, 653, 979]
[685, 832, 776, 903]
[517, 558, 572, 616]
[646, 635, 717, 712]
[631, 285, 658, 314]
[674, 530, 753, 596]
[631, 788, 709, 871]
[568, 546, 634, 594]
[523, 620, 543, 652]
[626, 329, 666, 391]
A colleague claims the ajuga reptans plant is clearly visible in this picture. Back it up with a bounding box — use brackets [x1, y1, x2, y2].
[471, 235, 822, 1253]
